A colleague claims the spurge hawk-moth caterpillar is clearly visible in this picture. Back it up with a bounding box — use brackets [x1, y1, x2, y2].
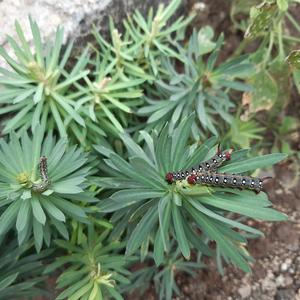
[186, 172, 271, 193]
[31, 156, 50, 193]
[165, 146, 271, 193]
[165, 146, 232, 183]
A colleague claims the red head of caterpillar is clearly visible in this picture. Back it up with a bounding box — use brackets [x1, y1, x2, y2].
[165, 172, 174, 184]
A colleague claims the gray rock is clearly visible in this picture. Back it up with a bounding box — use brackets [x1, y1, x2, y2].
[275, 289, 296, 300]
[238, 284, 252, 299]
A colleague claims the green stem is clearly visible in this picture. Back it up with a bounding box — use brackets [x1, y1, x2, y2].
[286, 11, 300, 34]
[263, 32, 274, 67]
[282, 34, 300, 43]
[277, 20, 285, 59]
[232, 38, 249, 57]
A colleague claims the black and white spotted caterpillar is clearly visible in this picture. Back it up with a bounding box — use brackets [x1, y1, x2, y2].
[165, 147, 270, 193]
[31, 156, 50, 193]
[165, 146, 232, 182]
[185, 172, 266, 193]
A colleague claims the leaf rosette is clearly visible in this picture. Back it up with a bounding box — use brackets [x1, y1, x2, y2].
[45, 227, 131, 300]
[0, 18, 88, 137]
[95, 114, 287, 272]
[0, 127, 96, 251]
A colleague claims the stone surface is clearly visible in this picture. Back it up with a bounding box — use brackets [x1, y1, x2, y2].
[0, 0, 181, 66]
[238, 284, 252, 299]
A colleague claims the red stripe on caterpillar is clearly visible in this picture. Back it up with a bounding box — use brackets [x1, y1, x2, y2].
[165, 146, 233, 184]
[187, 172, 272, 193]
[32, 156, 50, 193]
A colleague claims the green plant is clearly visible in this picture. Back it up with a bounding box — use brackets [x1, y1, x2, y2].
[0, 18, 88, 137]
[95, 114, 287, 273]
[0, 238, 52, 298]
[73, 55, 145, 142]
[0, 126, 95, 251]
[45, 226, 131, 300]
[222, 112, 264, 148]
[94, 0, 193, 78]
[271, 116, 299, 153]
[138, 27, 254, 139]
[0, 1, 293, 298]
[125, 244, 205, 300]
[231, 0, 300, 114]
[70, 0, 193, 147]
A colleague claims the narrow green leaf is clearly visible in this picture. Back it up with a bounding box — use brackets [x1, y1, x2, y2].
[126, 206, 158, 255]
[41, 198, 65, 222]
[188, 197, 264, 236]
[33, 217, 43, 252]
[172, 202, 190, 259]
[200, 195, 288, 221]
[99, 189, 164, 212]
[31, 196, 46, 225]
[0, 273, 18, 291]
[220, 153, 287, 173]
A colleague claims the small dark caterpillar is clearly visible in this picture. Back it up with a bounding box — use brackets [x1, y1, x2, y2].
[186, 172, 271, 193]
[165, 146, 232, 183]
[31, 156, 50, 193]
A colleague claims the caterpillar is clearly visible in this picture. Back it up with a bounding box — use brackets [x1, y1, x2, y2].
[186, 172, 270, 193]
[165, 146, 232, 184]
[31, 156, 51, 193]
[165, 146, 271, 193]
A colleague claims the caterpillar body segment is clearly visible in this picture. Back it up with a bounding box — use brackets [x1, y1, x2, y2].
[165, 148, 232, 183]
[31, 156, 51, 193]
[187, 172, 264, 193]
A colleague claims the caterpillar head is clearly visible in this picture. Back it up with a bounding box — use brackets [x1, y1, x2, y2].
[225, 148, 234, 161]
[165, 172, 174, 184]
[187, 174, 197, 185]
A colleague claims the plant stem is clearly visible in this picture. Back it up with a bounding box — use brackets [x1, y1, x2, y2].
[263, 32, 274, 67]
[282, 34, 300, 43]
[277, 20, 285, 59]
[286, 11, 300, 34]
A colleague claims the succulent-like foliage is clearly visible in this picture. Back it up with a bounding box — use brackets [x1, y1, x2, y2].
[0, 1, 293, 298]
[0, 238, 52, 298]
[0, 18, 88, 137]
[94, 0, 193, 78]
[45, 226, 131, 300]
[72, 0, 193, 147]
[0, 127, 95, 251]
[125, 244, 205, 300]
[138, 28, 254, 139]
[74, 55, 145, 141]
[95, 114, 287, 272]
[222, 113, 264, 148]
